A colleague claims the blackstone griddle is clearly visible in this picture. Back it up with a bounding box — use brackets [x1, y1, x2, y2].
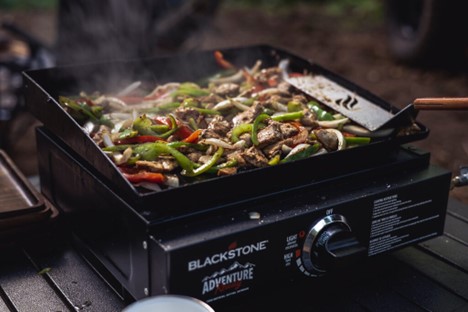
[23, 45, 452, 308]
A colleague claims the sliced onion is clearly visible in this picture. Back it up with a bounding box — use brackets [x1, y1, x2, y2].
[342, 124, 394, 138]
[120, 96, 174, 112]
[111, 121, 124, 134]
[200, 138, 236, 149]
[113, 147, 132, 165]
[213, 99, 232, 110]
[246, 60, 262, 75]
[270, 101, 288, 112]
[117, 81, 142, 96]
[281, 144, 292, 154]
[102, 133, 114, 147]
[120, 147, 133, 164]
[326, 129, 346, 150]
[209, 70, 244, 84]
[83, 121, 97, 135]
[233, 140, 246, 149]
[104, 96, 128, 107]
[231, 98, 250, 111]
[107, 112, 133, 120]
[317, 118, 349, 129]
[146, 82, 180, 99]
[137, 182, 162, 192]
[213, 97, 249, 111]
[278, 59, 289, 73]
[164, 175, 179, 188]
[254, 88, 282, 97]
[112, 152, 123, 164]
[284, 143, 311, 159]
[315, 148, 328, 156]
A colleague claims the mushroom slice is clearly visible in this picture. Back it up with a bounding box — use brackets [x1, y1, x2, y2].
[314, 129, 346, 151]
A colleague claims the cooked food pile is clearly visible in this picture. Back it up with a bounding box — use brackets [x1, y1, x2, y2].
[59, 51, 375, 191]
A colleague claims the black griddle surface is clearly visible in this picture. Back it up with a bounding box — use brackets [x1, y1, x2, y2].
[0, 197, 467, 312]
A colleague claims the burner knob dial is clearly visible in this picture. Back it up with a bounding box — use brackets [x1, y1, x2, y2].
[301, 214, 366, 275]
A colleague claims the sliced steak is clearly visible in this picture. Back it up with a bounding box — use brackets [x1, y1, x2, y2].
[232, 102, 265, 126]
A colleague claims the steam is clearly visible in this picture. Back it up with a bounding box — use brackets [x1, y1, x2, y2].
[55, 0, 219, 66]
[53, 0, 220, 95]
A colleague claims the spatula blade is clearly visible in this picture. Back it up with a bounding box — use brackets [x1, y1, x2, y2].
[285, 75, 394, 131]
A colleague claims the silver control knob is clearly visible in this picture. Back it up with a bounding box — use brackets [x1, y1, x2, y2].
[301, 214, 366, 275]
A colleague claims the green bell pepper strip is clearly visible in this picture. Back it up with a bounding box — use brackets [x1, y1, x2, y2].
[59, 96, 96, 121]
[133, 115, 158, 136]
[150, 124, 170, 133]
[133, 114, 179, 139]
[268, 154, 281, 166]
[158, 114, 179, 139]
[231, 123, 253, 143]
[280, 143, 321, 164]
[252, 113, 270, 146]
[59, 96, 113, 127]
[173, 83, 210, 97]
[307, 101, 334, 121]
[344, 136, 371, 145]
[188, 117, 198, 130]
[118, 129, 138, 140]
[205, 158, 238, 174]
[182, 97, 199, 107]
[287, 100, 302, 112]
[103, 144, 133, 152]
[131, 142, 194, 172]
[181, 147, 224, 177]
[143, 102, 181, 113]
[130, 141, 222, 177]
[271, 111, 304, 122]
[133, 143, 164, 161]
[167, 141, 208, 152]
[192, 107, 221, 115]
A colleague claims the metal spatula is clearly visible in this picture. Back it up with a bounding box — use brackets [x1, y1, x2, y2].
[280, 59, 396, 131]
[280, 59, 468, 131]
[283, 73, 395, 131]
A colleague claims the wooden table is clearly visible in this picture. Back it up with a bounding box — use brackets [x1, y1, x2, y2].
[1, 197, 467, 312]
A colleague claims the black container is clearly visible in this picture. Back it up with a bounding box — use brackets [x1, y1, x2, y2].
[0, 150, 58, 245]
[23, 45, 429, 220]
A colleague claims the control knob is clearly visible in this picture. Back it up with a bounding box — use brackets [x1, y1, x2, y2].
[301, 214, 366, 275]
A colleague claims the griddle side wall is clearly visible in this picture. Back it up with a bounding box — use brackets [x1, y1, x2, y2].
[36, 127, 150, 300]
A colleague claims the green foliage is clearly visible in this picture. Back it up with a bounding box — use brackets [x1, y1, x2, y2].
[225, 0, 382, 16]
[324, 0, 382, 18]
[0, 0, 57, 10]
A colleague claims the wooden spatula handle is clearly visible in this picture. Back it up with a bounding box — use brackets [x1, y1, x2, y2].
[413, 97, 468, 110]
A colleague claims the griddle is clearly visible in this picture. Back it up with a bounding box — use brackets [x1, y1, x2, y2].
[23, 45, 429, 219]
[22, 45, 452, 308]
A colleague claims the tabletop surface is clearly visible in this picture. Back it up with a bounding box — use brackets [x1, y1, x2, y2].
[0, 197, 467, 312]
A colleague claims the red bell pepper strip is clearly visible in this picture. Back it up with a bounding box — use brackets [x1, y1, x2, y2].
[122, 171, 166, 184]
[182, 129, 202, 143]
[173, 124, 194, 141]
[214, 50, 234, 69]
[153, 116, 172, 126]
[289, 72, 304, 78]
[267, 76, 279, 87]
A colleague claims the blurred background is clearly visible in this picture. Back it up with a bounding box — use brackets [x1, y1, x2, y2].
[1, 0, 467, 203]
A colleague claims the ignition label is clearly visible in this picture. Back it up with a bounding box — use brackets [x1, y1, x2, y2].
[368, 193, 439, 256]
